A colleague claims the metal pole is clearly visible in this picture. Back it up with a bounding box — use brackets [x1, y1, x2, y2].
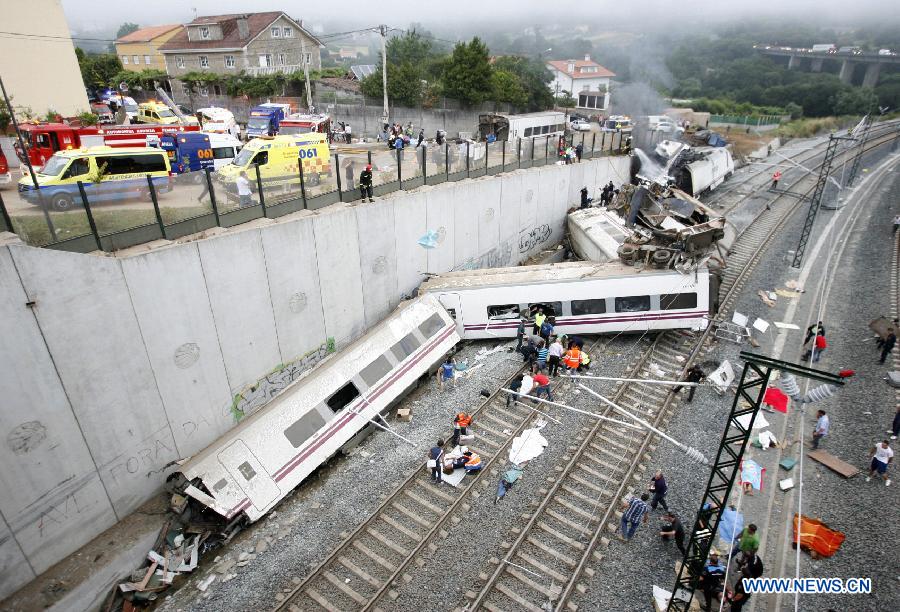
[485, 140, 489, 173]
[591, 133, 596, 159]
[501, 139, 506, 169]
[205, 168, 220, 226]
[567, 374, 699, 386]
[298, 160, 307, 209]
[379, 25, 389, 126]
[518, 137, 522, 169]
[0, 75, 55, 239]
[301, 38, 313, 111]
[0, 190, 13, 234]
[76, 181, 103, 251]
[445, 142, 449, 178]
[601, 131, 606, 151]
[498, 389, 642, 430]
[334, 152, 343, 201]
[466, 141, 470, 177]
[254, 163, 266, 216]
[146, 175, 167, 239]
[421, 145, 427, 185]
[396, 148, 402, 185]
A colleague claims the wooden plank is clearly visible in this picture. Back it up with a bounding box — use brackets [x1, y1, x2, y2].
[304, 585, 337, 610]
[381, 513, 423, 541]
[391, 502, 432, 529]
[352, 540, 396, 572]
[495, 582, 544, 612]
[365, 527, 410, 556]
[404, 490, 444, 515]
[518, 551, 569, 583]
[526, 536, 578, 567]
[807, 450, 860, 478]
[506, 566, 562, 597]
[338, 555, 382, 588]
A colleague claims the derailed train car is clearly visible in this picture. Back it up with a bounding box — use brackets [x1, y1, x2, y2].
[173, 294, 459, 522]
[420, 261, 711, 341]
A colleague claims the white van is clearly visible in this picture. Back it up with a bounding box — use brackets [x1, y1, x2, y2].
[197, 107, 241, 138]
[647, 115, 684, 136]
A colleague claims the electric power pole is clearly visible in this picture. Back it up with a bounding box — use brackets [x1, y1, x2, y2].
[379, 24, 389, 126]
[301, 38, 313, 111]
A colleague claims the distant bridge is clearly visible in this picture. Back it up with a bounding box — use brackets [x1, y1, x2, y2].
[755, 47, 899, 87]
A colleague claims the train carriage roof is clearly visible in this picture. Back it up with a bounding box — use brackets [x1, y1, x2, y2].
[420, 261, 706, 292]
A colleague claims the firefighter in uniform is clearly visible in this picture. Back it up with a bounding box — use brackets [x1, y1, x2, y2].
[360, 164, 374, 202]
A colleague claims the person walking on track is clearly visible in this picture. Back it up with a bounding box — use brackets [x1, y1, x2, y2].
[771, 169, 782, 190]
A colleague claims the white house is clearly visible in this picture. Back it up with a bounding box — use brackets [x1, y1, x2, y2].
[546, 55, 615, 112]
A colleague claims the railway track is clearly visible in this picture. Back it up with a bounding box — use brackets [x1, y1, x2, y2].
[465, 123, 900, 612]
[272, 123, 899, 612]
[273, 332, 628, 612]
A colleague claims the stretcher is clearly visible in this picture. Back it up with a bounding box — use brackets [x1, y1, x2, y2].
[792, 513, 845, 558]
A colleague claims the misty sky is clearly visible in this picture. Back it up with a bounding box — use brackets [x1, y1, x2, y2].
[60, 0, 899, 33]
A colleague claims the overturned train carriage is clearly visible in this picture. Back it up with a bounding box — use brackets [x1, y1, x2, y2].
[175, 294, 459, 522]
[420, 261, 711, 341]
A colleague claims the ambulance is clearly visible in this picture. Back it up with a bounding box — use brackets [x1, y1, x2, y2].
[216, 133, 331, 191]
[136, 102, 199, 126]
[17, 146, 172, 211]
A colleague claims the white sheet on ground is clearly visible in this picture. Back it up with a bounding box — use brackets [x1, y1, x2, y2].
[652, 585, 672, 610]
[732, 312, 749, 327]
[736, 412, 770, 431]
[509, 427, 549, 465]
[753, 318, 770, 333]
[442, 467, 468, 488]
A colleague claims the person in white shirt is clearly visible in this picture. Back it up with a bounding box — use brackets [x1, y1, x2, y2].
[236, 171, 252, 208]
[867, 440, 894, 486]
[345, 123, 352, 144]
[812, 409, 829, 450]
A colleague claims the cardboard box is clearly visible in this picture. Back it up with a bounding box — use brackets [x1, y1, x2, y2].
[396, 408, 412, 422]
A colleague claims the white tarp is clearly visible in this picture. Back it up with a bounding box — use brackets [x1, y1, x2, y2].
[509, 428, 548, 466]
[708, 360, 735, 392]
[736, 411, 769, 431]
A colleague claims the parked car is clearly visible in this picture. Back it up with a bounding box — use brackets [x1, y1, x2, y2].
[570, 118, 592, 132]
[878, 49, 896, 56]
[0, 150, 11, 188]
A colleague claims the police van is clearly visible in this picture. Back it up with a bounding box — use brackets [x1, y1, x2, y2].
[160, 132, 242, 181]
[216, 133, 331, 191]
[17, 146, 171, 211]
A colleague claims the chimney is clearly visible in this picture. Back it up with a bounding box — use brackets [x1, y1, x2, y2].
[567, 62, 575, 73]
[236, 15, 249, 39]
[584, 54, 591, 62]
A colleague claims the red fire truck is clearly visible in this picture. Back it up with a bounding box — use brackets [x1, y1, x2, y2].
[14, 122, 201, 169]
[278, 113, 332, 137]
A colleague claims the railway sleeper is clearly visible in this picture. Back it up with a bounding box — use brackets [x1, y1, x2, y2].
[505, 566, 563, 598]
[390, 501, 433, 529]
[322, 569, 368, 605]
[536, 520, 587, 552]
[351, 540, 398, 573]
[337, 555, 383, 589]
[494, 581, 546, 612]
[525, 535, 579, 567]
[403, 489, 445, 515]
[302, 586, 337, 611]
[544, 507, 593, 536]
[519, 550, 571, 583]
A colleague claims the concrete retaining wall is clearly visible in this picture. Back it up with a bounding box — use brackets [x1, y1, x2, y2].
[0, 155, 629, 600]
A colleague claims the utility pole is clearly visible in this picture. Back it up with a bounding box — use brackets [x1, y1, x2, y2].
[301, 37, 313, 111]
[379, 24, 389, 127]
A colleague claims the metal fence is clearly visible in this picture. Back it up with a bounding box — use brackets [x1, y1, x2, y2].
[0, 131, 626, 254]
[709, 114, 785, 126]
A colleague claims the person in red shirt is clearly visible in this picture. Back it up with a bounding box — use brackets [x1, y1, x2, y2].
[771, 170, 782, 190]
[532, 373, 553, 402]
[802, 334, 827, 363]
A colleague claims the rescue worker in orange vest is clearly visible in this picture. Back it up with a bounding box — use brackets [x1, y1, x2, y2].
[452, 411, 473, 447]
[453, 450, 482, 472]
[563, 345, 582, 373]
[771, 170, 782, 190]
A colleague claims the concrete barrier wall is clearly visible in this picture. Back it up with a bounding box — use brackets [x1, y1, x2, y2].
[0, 155, 630, 599]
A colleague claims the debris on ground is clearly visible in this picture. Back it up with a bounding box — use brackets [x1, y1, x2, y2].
[792, 514, 846, 558]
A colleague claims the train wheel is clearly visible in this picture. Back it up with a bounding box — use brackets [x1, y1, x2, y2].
[617, 244, 635, 263]
[653, 249, 672, 267]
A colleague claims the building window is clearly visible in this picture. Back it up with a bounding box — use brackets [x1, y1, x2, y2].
[122, 55, 129, 65]
[225, 54, 235, 68]
[144, 55, 151, 64]
[182, 83, 191, 96]
[265, 53, 273, 66]
[132, 55, 139, 64]
[283, 26, 293, 38]
[271, 27, 281, 38]
[305, 52, 311, 65]
[277, 53, 286, 65]
[199, 26, 210, 40]
[213, 84, 222, 96]
[199, 86, 209, 97]
[199, 55, 209, 68]
[176, 56, 185, 69]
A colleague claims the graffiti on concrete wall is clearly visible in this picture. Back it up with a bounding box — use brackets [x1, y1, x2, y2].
[518, 224, 552, 253]
[229, 338, 336, 422]
[453, 239, 514, 272]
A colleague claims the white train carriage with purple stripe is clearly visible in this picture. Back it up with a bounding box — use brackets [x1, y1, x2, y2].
[176, 294, 459, 522]
[421, 262, 710, 340]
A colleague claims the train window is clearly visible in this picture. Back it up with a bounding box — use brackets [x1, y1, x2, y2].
[524, 127, 533, 137]
[326, 382, 361, 413]
[360, 354, 393, 387]
[418, 313, 446, 338]
[571, 299, 607, 316]
[390, 333, 422, 362]
[615, 295, 651, 312]
[487, 304, 520, 320]
[528, 302, 563, 317]
[284, 409, 327, 448]
[660, 293, 698, 310]
[237, 461, 257, 481]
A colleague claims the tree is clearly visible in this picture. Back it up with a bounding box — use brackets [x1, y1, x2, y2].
[360, 62, 425, 107]
[490, 70, 527, 108]
[116, 23, 140, 39]
[785, 102, 804, 119]
[114, 69, 168, 90]
[441, 37, 493, 107]
[831, 88, 878, 116]
[76, 49, 123, 91]
[491, 56, 554, 111]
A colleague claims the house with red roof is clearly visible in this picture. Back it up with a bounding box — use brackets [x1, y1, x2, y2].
[115, 24, 182, 73]
[546, 55, 615, 112]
